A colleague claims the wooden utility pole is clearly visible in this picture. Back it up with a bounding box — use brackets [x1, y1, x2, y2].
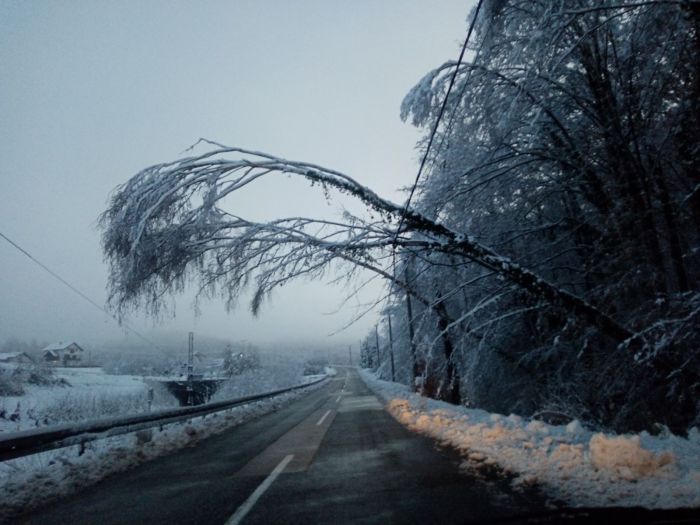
[404, 266, 418, 386]
[374, 324, 381, 371]
[186, 331, 194, 406]
[387, 315, 396, 382]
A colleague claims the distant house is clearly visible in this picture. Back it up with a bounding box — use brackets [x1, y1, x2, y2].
[0, 352, 35, 366]
[42, 342, 84, 366]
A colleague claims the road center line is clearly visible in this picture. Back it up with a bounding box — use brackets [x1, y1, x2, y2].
[226, 454, 294, 525]
[316, 410, 331, 426]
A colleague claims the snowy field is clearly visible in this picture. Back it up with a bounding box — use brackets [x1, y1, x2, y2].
[1, 363, 328, 434]
[0, 367, 169, 433]
[359, 369, 700, 509]
[0, 376, 329, 522]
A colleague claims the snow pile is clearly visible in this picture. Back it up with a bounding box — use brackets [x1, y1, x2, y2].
[588, 434, 676, 481]
[360, 369, 700, 509]
[0, 378, 328, 522]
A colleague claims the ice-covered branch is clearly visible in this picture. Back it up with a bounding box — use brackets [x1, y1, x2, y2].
[101, 145, 634, 345]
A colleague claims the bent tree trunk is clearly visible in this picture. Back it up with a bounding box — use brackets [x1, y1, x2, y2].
[397, 207, 634, 345]
[100, 148, 636, 353]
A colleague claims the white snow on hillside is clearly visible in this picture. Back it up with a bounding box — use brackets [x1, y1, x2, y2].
[359, 369, 700, 509]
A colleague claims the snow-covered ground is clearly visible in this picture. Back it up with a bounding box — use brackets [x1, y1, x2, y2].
[0, 367, 170, 433]
[1, 365, 323, 434]
[359, 369, 700, 509]
[0, 377, 329, 522]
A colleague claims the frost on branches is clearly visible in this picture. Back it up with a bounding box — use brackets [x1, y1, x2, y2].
[102, 0, 700, 434]
[100, 146, 630, 341]
[389, 0, 700, 432]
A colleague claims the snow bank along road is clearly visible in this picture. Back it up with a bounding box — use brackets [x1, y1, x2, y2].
[17, 367, 542, 524]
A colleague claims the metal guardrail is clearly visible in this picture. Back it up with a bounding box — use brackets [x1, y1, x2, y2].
[0, 375, 328, 462]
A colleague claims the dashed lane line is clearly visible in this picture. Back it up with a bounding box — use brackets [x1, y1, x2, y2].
[225, 454, 294, 525]
[316, 410, 331, 426]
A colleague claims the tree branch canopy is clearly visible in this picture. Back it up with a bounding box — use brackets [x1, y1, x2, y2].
[360, 0, 699, 432]
[100, 144, 633, 343]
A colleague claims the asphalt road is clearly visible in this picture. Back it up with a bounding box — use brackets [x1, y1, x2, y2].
[18, 368, 543, 524]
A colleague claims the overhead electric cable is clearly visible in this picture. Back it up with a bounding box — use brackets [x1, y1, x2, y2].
[393, 0, 484, 243]
[0, 230, 169, 355]
[379, 1, 486, 366]
[429, 28, 488, 178]
[387, 0, 485, 307]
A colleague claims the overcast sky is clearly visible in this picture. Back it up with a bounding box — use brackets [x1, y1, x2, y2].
[0, 1, 472, 353]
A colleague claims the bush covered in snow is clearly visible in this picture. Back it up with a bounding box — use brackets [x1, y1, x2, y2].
[0, 365, 66, 397]
[212, 358, 306, 401]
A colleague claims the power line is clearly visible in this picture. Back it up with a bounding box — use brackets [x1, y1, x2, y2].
[386, 0, 485, 313]
[393, 0, 484, 244]
[429, 25, 488, 181]
[381, 1, 486, 354]
[0, 230, 169, 355]
[1, 231, 110, 315]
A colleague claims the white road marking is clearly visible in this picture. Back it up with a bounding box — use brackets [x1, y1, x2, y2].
[316, 410, 331, 426]
[336, 395, 342, 403]
[339, 396, 383, 412]
[225, 454, 294, 525]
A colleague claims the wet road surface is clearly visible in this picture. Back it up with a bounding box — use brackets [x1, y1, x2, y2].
[19, 368, 542, 524]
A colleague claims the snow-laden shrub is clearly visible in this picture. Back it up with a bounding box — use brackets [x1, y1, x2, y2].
[0, 365, 64, 397]
[0, 367, 24, 396]
[211, 363, 305, 401]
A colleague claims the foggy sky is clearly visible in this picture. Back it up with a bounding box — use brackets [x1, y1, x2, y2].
[0, 1, 472, 353]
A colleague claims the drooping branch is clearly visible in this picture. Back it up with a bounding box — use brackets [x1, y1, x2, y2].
[100, 145, 633, 344]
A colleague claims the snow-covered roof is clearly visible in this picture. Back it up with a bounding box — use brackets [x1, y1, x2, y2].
[0, 352, 32, 362]
[42, 342, 82, 352]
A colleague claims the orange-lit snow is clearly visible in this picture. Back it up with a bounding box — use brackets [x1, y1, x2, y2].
[360, 369, 700, 508]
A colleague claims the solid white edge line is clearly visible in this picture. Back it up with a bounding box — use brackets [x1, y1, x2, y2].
[316, 409, 331, 426]
[225, 454, 294, 525]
